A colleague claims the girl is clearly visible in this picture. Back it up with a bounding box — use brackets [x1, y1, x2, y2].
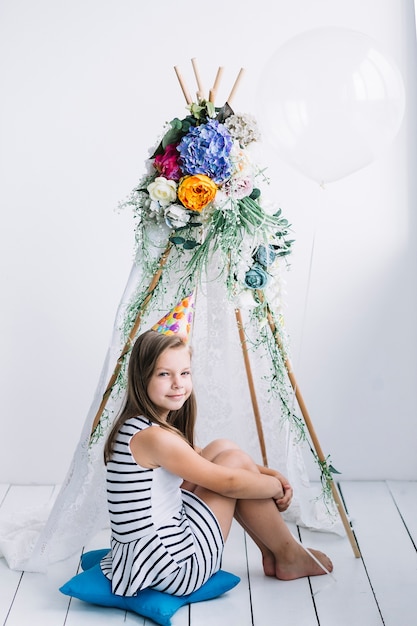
[101, 329, 333, 597]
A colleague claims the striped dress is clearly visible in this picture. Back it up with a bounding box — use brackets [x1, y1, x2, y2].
[100, 416, 224, 596]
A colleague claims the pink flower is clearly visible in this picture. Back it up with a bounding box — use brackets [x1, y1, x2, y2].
[223, 175, 254, 199]
[154, 143, 182, 181]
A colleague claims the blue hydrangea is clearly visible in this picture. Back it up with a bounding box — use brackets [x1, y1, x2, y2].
[177, 120, 233, 184]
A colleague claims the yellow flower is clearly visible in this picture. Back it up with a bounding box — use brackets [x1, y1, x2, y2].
[177, 174, 217, 212]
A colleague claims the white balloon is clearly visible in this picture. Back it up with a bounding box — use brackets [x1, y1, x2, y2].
[257, 28, 406, 183]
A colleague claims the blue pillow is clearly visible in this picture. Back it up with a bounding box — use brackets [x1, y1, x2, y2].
[80, 548, 110, 570]
[60, 549, 240, 626]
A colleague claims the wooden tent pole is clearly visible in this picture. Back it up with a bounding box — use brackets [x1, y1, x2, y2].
[90, 243, 172, 435]
[258, 291, 361, 558]
[173, 66, 193, 105]
[191, 58, 206, 101]
[227, 68, 245, 106]
[209, 66, 224, 104]
[235, 308, 269, 467]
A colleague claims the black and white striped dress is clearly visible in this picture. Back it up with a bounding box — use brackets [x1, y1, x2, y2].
[100, 416, 224, 597]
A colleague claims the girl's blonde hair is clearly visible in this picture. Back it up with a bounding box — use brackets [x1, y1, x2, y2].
[103, 330, 197, 464]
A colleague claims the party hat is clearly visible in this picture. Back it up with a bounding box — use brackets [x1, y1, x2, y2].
[151, 293, 195, 342]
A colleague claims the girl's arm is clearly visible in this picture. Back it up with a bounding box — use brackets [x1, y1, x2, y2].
[130, 427, 284, 502]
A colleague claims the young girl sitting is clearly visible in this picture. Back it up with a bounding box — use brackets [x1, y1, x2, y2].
[101, 328, 333, 597]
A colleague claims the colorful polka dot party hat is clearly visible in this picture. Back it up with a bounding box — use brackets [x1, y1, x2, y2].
[151, 293, 195, 342]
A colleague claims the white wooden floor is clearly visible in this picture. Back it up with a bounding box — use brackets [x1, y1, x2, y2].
[1, 481, 417, 626]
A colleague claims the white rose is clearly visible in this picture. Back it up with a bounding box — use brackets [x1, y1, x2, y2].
[164, 204, 191, 229]
[147, 176, 177, 207]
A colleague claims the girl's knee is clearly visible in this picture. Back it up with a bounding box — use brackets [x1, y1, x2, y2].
[201, 438, 240, 460]
[213, 447, 257, 471]
[202, 440, 258, 471]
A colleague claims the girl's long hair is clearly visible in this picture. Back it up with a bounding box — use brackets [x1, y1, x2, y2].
[103, 330, 197, 464]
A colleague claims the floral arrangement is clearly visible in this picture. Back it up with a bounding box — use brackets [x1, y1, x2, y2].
[121, 99, 294, 310]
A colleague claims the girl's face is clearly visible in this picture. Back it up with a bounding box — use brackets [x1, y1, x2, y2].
[147, 345, 192, 420]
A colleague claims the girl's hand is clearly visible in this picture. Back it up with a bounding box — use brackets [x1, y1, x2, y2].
[257, 465, 293, 512]
[274, 480, 293, 512]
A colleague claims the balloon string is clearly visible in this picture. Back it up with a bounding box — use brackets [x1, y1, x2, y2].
[290, 185, 324, 414]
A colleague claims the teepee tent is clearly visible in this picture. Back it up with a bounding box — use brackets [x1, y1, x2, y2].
[0, 63, 356, 573]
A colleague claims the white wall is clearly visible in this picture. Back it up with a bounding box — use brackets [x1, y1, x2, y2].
[0, 0, 416, 483]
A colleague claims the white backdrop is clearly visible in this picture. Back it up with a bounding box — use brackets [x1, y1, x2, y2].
[0, 0, 416, 484]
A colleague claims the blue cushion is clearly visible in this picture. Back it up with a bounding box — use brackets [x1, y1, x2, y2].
[60, 549, 240, 626]
[80, 548, 110, 570]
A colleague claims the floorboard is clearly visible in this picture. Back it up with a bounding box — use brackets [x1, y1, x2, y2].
[340, 481, 417, 626]
[388, 480, 417, 545]
[299, 522, 383, 625]
[0, 481, 416, 626]
[188, 521, 252, 626]
[247, 522, 316, 626]
[65, 528, 128, 626]
[0, 486, 9, 506]
[0, 485, 57, 626]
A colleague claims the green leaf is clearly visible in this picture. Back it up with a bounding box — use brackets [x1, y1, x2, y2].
[206, 101, 216, 118]
[189, 103, 204, 119]
[329, 464, 342, 475]
[162, 128, 182, 149]
[250, 188, 261, 200]
[169, 236, 185, 245]
[181, 117, 195, 132]
[175, 222, 202, 231]
[183, 240, 200, 250]
[170, 117, 183, 129]
[160, 117, 193, 150]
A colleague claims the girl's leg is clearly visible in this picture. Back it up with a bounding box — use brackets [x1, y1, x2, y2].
[233, 509, 277, 577]
[192, 440, 276, 572]
[235, 495, 333, 580]
[181, 440, 241, 542]
[195, 439, 333, 580]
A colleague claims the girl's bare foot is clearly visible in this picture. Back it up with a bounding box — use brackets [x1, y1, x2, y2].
[275, 546, 333, 580]
[262, 552, 276, 577]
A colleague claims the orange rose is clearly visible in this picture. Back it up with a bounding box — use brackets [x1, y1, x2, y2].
[177, 174, 217, 212]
